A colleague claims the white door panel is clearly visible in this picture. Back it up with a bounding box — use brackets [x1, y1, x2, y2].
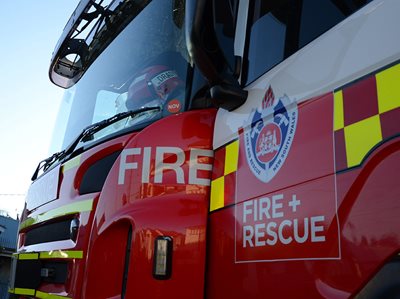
[214, 0, 400, 149]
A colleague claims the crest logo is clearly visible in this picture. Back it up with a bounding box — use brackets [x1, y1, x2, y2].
[243, 86, 298, 182]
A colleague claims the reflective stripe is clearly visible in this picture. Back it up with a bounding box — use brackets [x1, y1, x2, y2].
[9, 288, 35, 296]
[9, 288, 71, 298]
[224, 140, 239, 175]
[36, 290, 71, 299]
[39, 250, 83, 259]
[18, 253, 39, 260]
[376, 63, 400, 114]
[14, 250, 83, 260]
[334, 62, 400, 170]
[333, 90, 344, 131]
[210, 176, 224, 211]
[62, 155, 81, 173]
[344, 115, 382, 167]
[20, 199, 94, 230]
[210, 140, 239, 212]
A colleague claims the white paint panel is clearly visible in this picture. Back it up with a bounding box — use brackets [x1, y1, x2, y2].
[214, 0, 400, 149]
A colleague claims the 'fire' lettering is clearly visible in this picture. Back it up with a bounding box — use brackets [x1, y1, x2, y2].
[118, 146, 213, 186]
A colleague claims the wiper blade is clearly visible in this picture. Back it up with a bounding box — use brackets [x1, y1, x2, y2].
[31, 151, 65, 181]
[80, 106, 161, 142]
[31, 106, 160, 181]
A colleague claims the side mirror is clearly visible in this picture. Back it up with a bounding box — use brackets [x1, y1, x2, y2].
[50, 39, 88, 88]
[185, 0, 247, 111]
[49, 0, 91, 88]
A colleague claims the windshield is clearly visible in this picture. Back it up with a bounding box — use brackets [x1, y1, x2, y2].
[50, 0, 189, 154]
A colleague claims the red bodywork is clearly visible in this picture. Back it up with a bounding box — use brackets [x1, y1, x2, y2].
[17, 64, 400, 298]
[82, 109, 215, 298]
[18, 109, 215, 298]
[206, 66, 400, 298]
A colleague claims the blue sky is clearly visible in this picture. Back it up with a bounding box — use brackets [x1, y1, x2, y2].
[0, 0, 80, 218]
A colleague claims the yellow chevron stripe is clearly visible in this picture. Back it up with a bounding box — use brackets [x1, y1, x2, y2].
[20, 199, 94, 230]
[344, 115, 382, 167]
[376, 63, 400, 114]
[210, 176, 224, 212]
[224, 140, 239, 175]
[62, 155, 81, 173]
[334, 90, 344, 131]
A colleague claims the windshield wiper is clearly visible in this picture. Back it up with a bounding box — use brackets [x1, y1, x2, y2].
[80, 106, 161, 143]
[31, 151, 65, 181]
[31, 106, 161, 181]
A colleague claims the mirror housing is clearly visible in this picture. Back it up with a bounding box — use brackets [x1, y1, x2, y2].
[185, 0, 247, 111]
[50, 39, 89, 88]
[49, 0, 91, 88]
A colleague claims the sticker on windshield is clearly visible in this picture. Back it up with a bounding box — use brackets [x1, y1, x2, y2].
[167, 99, 181, 113]
[151, 70, 178, 88]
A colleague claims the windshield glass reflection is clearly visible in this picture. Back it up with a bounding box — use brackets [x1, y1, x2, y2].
[50, 0, 189, 153]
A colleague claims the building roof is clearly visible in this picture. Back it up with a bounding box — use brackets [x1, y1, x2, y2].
[0, 215, 18, 252]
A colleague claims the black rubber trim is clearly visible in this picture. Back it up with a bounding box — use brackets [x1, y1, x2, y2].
[79, 150, 121, 194]
[25, 219, 72, 246]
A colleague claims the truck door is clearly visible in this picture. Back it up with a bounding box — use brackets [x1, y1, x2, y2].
[207, 0, 400, 298]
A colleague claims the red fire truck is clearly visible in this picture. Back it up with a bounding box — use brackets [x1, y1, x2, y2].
[9, 0, 400, 298]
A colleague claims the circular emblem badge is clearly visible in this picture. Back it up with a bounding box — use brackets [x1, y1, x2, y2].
[243, 89, 298, 183]
[167, 99, 181, 113]
[255, 123, 282, 163]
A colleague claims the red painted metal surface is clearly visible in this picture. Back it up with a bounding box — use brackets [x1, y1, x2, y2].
[18, 134, 134, 298]
[16, 64, 400, 298]
[205, 72, 400, 298]
[82, 109, 216, 298]
[206, 139, 400, 299]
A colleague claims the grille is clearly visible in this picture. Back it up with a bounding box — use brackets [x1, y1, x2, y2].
[25, 219, 72, 246]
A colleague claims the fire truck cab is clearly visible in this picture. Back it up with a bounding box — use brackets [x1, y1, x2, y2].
[10, 0, 400, 298]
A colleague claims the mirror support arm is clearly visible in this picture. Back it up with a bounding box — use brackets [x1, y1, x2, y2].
[186, 0, 247, 111]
